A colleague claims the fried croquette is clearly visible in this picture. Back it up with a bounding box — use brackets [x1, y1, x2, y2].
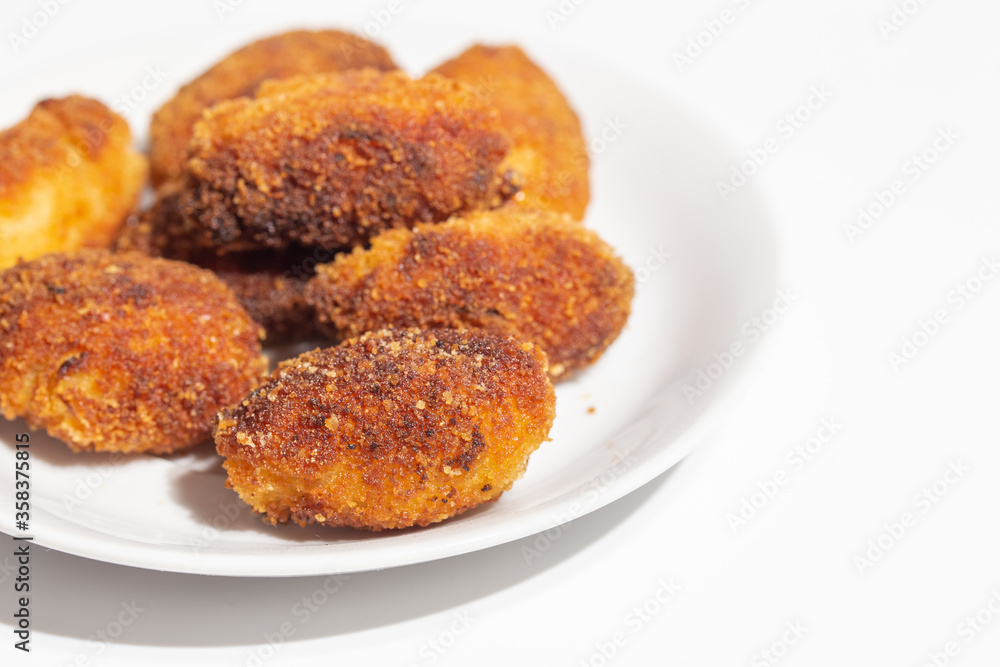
[214, 327, 556, 530]
[112, 182, 197, 259]
[0, 96, 147, 270]
[179, 69, 518, 253]
[196, 251, 318, 344]
[114, 186, 323, 342]
[0, 250, 268, 454]
[190, 249, 322, 343]
[433, 44, 590, 220]
[305, 207, 634, 379]
[149, 29, 398, 187]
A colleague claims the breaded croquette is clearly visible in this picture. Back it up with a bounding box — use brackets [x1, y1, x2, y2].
[190, 249, 321, 344]
[215, 328, 556, 530]
[179, 69, 518, 253]
[149, 29, 398, 187]
[114, 186, 324, 342]
[0, 96, 147, 270]
[305, 207, 633, 379]
[112, 181, 197, 259]
[433, 44, 590, 220]
[0, 250, 268, 454]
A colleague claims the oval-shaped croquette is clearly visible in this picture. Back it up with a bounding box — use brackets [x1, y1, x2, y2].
[197, 252, 321, 344]
[0, 96, 147, 270]
[215, 328, 556, 530]
[305, 207, 634, 379]
[149, 29, 398, 187]
[432, 44, 591, 220]
[0, 251, 268, 454]
[179, 69, 518, 252]
[114, 185, 324, 343]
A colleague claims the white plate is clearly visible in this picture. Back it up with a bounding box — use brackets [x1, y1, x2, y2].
[0, 36, 779, 577]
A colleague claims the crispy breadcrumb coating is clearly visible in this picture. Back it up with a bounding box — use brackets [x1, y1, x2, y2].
[114, 186, 324, 342]
[149, 29, 398, 187]
[0, 250, 267, 454]
[196, 251, 321, 344]
[215, 328, 556, 531]
[433, 44, 590, 220]
[0, 96, 147, 270]
[112, 182, 197, 259]
[305, 207, 633, 379]
[179, 69, 517, 253]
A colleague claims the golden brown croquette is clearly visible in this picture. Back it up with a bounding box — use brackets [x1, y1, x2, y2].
[149, 29, 398, 187]
[0, 96, 147, 270]
[214, 327, 556, 531]
[112, 182, 198, 259]
[114, 185, 326, 343]
[305, 207, 633, 379]
[432, 44, 590, 220]
[179, 69, 518, 253]
[0, 250, 268, 454]
[189, 249, 323, 344]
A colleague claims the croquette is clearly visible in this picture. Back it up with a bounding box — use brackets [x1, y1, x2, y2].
[0, 250, 268, 454]
[179, 69, 518, 253]
[0, 96, 147, 270]
[149, 29, 398, 187]
[305, 207, 634, 379]
[433, 44, 590, 220]
[215, 327, 556, 530]
[114, 186, 324, 342]
[190, 249, 322, 343]
[112, 182, 198, 259]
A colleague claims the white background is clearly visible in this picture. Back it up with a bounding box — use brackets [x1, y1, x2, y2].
[2, 0, 999, 665]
